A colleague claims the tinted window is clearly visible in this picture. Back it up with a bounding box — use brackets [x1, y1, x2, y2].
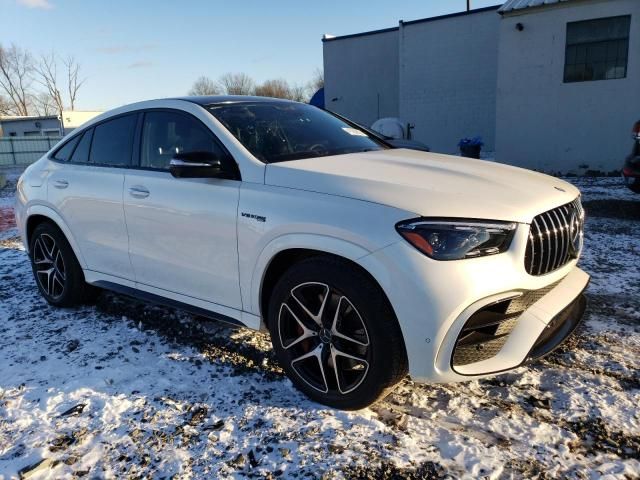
[208, 102, 386, 163]
[53, 135, 81, 161]
[70, 129, 93, 163]
[140, 111, 225, 169]
[90, 114, 137, 166]
[564, 16, 630, 83]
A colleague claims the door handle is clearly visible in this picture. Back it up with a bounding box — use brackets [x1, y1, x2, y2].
[53, 180, 69, 189]
[128, 185, 150, 199]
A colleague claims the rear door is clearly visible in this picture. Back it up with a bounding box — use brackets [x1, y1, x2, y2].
[123, 109, 242, 309]
[47, 114, 137, 281]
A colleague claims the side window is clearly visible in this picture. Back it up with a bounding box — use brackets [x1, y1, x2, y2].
[90, 114, 137, 166]
[70, 128, 93, 163]
[140, 111, 226, 169]
[53, 135, 81, 161]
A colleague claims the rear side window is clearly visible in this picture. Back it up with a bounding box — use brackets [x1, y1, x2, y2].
[53, 135, 81, 161]
[90, 114, 137, 166]
[70, 129, 93, 163]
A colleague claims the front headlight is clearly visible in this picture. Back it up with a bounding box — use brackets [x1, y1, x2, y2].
[396, 219, 517, 260]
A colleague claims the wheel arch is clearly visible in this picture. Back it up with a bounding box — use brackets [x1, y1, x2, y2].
[24, 205, 87, 268]
[257, 244, 399, 336]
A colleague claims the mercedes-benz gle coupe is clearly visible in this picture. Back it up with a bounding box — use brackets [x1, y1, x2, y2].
[15, 97, 589, 409]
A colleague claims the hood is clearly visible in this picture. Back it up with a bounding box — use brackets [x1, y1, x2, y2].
[264, 149, 580, 223]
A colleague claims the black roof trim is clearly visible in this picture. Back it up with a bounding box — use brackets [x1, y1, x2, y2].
[401, 4, 501, 26]
[322, 26, 399, 43]
[173, 95, 297, 106]
[322, 4, 501, 42]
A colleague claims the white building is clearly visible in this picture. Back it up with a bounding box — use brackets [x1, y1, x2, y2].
[0, 110, 103, 137]
[323, 0, 639, 174]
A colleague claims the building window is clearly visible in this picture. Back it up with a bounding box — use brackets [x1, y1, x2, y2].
[564, 15, 630, 83]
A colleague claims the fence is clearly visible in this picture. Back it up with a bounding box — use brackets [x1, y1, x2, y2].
[0, 136, 62, 167]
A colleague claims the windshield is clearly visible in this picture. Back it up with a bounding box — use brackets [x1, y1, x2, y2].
[207, 102, 386, 163]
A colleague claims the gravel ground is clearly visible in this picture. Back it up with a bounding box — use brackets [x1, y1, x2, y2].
[0, 174, 638, 479]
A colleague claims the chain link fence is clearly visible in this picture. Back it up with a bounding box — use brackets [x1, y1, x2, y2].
[0, 136, 62, 168]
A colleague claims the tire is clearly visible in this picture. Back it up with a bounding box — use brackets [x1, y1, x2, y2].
[267, 256, 408, 410]
[628, 177, 640, 194]
[29, 222, 98, 307]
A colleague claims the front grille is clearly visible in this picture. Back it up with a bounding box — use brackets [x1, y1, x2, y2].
[452, 280, 561, 367]
[525, 198, 584, 276]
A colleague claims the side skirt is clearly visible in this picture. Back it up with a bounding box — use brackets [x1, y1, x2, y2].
[92, 280, 245, 329]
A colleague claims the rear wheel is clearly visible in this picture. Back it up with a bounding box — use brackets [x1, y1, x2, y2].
[268, 256, 407, 410]
[29, 222, 98, 307]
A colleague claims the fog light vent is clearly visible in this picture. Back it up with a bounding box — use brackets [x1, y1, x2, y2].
[452, 280, 562, 368]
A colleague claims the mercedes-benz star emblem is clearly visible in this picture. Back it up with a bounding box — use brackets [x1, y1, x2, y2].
[568, 209, 584, 258]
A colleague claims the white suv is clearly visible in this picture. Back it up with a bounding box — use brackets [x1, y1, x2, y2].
[15, 97, 589, 409]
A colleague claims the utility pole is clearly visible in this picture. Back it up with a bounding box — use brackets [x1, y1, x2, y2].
[467, 0, 470, 11]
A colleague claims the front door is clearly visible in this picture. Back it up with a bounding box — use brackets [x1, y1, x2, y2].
[123, 109, 242, 310]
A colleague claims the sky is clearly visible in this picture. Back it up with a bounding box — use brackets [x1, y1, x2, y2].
[1, 0, 500, 111]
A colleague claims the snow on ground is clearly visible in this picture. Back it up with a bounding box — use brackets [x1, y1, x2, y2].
[0, 174, 638, 479]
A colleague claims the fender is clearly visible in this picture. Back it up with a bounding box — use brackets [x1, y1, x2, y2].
[24, 203, 88, 269]
[247, 233, 374, 316]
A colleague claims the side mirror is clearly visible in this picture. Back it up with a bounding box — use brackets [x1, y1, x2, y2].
[169, 151, 224, 178]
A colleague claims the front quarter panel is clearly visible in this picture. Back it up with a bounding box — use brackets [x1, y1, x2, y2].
[238, 183, 415, 317]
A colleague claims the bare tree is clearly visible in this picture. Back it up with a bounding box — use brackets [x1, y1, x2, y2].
[311, 68, 324, 91]
[31, 92, 57, 116]
[218, 72, 254, 95]
[188, 76, 220, 96]
[289, 83, 310, 103]
[0, 44, 35, 116]
[254, 78, 291, 99]
[35, 52, 64, 117]
[0, 95, 13, 115]
[65, 56, 84, 111]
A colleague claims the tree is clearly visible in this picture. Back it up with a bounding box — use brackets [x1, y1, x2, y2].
[65, 56, 84, 111]
[254, 78, 291, 99]
[188, 76, 220, 96]
[218, 72, 254, 95]
[0, 44, 34, 116]
[0, 95, 12, 115]
[289, 83, 310, 103]
[35, 52, 64, 117]
[31, 92, 57, 116]
[311, 68, 324, 91]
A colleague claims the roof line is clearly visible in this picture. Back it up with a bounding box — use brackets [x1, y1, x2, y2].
[322, 4, 502, 43]
[322, 26, 399, 43]
[402, 4, 502, 26]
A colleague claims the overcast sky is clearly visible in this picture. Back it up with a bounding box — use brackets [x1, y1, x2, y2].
[2, 0, 499, 111]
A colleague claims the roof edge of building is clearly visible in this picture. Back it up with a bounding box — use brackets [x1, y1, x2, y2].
[322, 26, 399, 43]
[402, 4, 502, 27]
[322, 4, 502, 43]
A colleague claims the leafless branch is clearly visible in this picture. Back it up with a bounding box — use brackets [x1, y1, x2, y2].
[0, 44, 35, 116]
[218, 72, 254, 96]
[65, 55, 85, 110]
[188, 76, 220, 96]
[34, 51, 64, 117]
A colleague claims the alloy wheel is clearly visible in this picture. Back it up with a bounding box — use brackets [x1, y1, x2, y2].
[278, 282, 370, 395]
[32, 233, 66, 299]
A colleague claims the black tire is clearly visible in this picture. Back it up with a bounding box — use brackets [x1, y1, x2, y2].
[628, 177, 640, 194]
[29, 221, 99, 307]
[267, 256, 408, 410]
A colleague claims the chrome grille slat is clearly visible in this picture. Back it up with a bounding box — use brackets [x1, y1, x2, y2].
[551, 209, 565, 271]
[525, 198, 584, 276]
[538, 214, 553, 274]
[547, 211, 560, 271]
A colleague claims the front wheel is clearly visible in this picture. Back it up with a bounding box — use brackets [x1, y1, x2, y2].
[267, 257, 408, 410]
[626, 176, 640, 194]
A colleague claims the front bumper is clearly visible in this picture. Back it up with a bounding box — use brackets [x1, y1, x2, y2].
[358, 225, 590, 383]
